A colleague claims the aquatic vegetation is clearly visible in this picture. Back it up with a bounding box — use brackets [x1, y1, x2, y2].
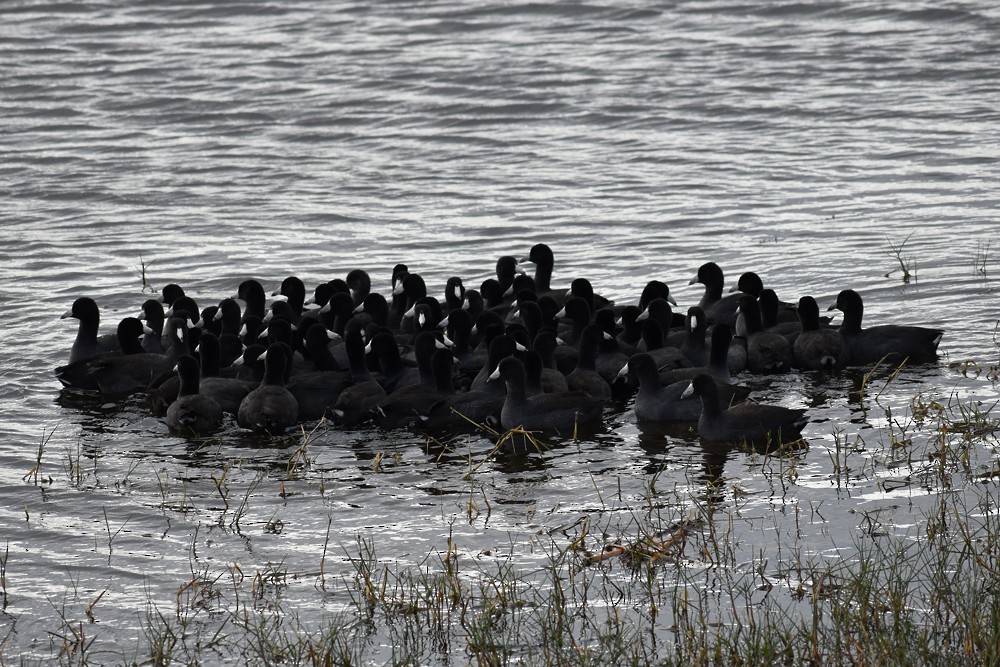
[884, 232, 917, 284]
[5, 370, 1000, 665]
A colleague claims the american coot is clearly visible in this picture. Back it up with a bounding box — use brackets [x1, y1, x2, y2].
[829, 289, 943, 365]
[321, 291, 358, 338]
[443, 308, 477, 375]
[638, 298, 678, 342]
[621, 353, 750, 423]
[519, 243, 558, 298]
[273, 277, 306, 324]
[732, 273, 801, 328]
[346, 268, 372, 307]
[494, 255, 522, 300]
[332, 331, 387, 427]
[303, 282, 334, 317]
[621, 353, 702, 422]
[228, 342, 267, 382]
[62, 297, 120, 363]
[679, 306, 710, 366]
[159, 283, 186, 307]
[56, 318, 174, 395]
[593, 309, 629, 383]
[531, 332, 570, 392]
[758, 288, 801, 332]
[353, 292, 389, 329]
[166, 296, 200, 327]
[303, 324, 341, 372]
[395, 273, 428, 333]
[165, 355, 224, 436]
[213, 297, 243, 339]
[657, 324, 739, 386]
[470, 333, 522, 395]
[753, 289, 802, 348]
[565, 325, 613, 401]
[138, 298, 166, 354]
[739, 295, 794, 374]
[365, 331, 409, 394]
[690, 262, 744, 329]
[196, 333, 257, 414]
[236, 279, 267, 323]
[373, 333, 446, 429]
[568, 277, 613, 313]
[682, 374, 807, 447]
[148, 330, 254, 416]
[421, 349, 504, 433]
[554, 296, 592, 346]
[636, 319, 690, 371]
[285, 364, 351, 422]
[510, 299, 544, 342]
[615, 305, 643, 356]
[522, 349, 567, 395]
[490, 357, 604, 435]
[237, 344, 299, 434]
[638, 280, 675, 312]
[794, 296, 849, 371]
[442, 276, 465, 313]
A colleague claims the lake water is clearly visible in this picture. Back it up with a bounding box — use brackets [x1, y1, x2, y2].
[2, 1, 999, 663]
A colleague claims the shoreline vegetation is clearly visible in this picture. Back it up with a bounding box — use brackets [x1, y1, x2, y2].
[5, 359, 1000, 666]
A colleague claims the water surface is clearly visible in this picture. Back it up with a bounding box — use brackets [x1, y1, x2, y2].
[2, 1, 999, 662]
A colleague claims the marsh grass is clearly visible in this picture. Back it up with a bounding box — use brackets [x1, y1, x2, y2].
[7, 378, 1000, 665]
[118, 470, 998, 665]
[975, 240, 990, 276]
[132, 254, 154, 293]
[885, 232, 917, 283]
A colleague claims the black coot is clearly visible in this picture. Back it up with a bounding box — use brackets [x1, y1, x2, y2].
[237, 344, 299, 434]
[682, 374, 807, 447]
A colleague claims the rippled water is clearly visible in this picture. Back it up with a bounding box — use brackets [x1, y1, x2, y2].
[2, 1, 1000, 662]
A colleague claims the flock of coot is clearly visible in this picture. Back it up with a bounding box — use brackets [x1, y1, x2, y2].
[56, 244, 944, 446]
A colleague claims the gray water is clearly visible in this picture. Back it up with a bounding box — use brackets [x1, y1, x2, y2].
[2, 1, 1000, 663]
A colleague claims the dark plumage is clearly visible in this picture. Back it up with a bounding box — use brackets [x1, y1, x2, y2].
[214, 298, 243, 338]
[165, 355, 224, 436]
[62, 297, 120, 363]
[794, 296, 849, 371]
[443, 276, 465, 313]
[332, 331, 387, 427]
[236, 279, 267, 323]
[286, 367, 351, 422]
[690, 262, 743, 329]
[353, 292, 389, 329]
[657, 324, 738, 386]
[56, 318, 173, 395]
[196, 333, 257, 414]
[636, 319, 690, 371]
[638, 280, 674, 312]
[621, 353, 750, 423]
[829, 289, 943, 365]
[346, 268, 372, 307]
[159, 283, 186, 307]
[683, 374, 807, 446]
[622, 353, 702, 422]
[470, 333, 521, 395]
[565, 324, 613, 401]
[237, 344, 299, 434]
[679, 306, 710, 366]
[491, 357, 604, 435]
[520, 243, 557, 297]
[740, 295, 794, 374]
[638, 298, 677, 342]
[138, 298, 166, 354]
